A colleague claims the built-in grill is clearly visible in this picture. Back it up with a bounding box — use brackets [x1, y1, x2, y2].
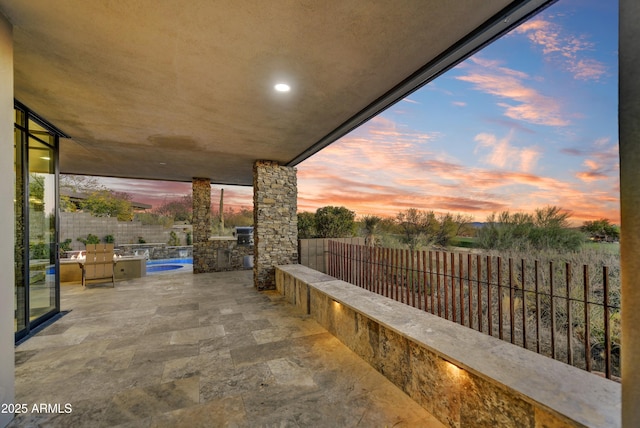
[234, 226, 254, 246]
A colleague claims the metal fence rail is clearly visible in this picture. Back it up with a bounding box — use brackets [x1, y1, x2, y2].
[327, 241, 621, 380]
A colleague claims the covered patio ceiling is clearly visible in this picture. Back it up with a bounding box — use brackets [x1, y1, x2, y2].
[1, 0, 553, 186]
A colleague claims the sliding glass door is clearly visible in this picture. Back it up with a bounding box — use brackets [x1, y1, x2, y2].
[14, 103, 62, 341]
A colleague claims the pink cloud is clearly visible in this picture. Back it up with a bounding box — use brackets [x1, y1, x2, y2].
[456, 58, 569, 126]
[584, 159, 600, 170]
[568, 59, 608, 81]
[513, 18, 607, 82]
[473, 131, 541, 172]
[297, 117, 619, 224]
[576, 171, 609, 182]
[520, 148, 541, 173]
[561, 138, 619, 185]
[575, 157, 614, 183]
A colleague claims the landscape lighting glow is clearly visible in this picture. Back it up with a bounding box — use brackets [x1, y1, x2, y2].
[274, 83, 291, 92]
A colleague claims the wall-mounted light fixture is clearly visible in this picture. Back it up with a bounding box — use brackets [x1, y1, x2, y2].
[445, 361, 463, 378]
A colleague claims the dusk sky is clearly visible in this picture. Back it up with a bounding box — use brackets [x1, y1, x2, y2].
[96, 0, 619, 225]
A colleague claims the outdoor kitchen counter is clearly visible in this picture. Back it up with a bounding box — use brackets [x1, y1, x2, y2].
[60, 255, 147, 284]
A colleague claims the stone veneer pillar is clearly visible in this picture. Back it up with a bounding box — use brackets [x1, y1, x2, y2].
[620, 0, 640, 425]
[192, 177, 211, 274]
[253, 160, 298, 289]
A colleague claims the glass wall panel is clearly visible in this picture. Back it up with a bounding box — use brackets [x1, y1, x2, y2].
[28, 137, 57, 321]
[14, 103, 61, 340]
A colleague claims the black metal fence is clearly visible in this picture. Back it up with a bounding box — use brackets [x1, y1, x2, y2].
[327, 241, 621, 380]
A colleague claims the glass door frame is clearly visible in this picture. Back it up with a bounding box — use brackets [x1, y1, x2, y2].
[14, 100, 67, 342]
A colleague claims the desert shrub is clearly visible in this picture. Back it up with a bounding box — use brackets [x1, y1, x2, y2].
[477, 207, 585, 252]
[480, 245, 620, 376]
[77, 234, 100, 245]
[168, 231, 180, 246]
[60, 238, 73, 252]
[29, 241, 50, 260]
[135, 212, 173, 227]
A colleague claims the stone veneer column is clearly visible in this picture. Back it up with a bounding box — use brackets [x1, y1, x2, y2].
[192, 178, 211, 274]
[0, 13, 13, 428]
[253, 160, 298, 289]
[620, 0, 640, 425]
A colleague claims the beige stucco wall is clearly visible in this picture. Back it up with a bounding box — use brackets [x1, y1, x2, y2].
[0, 12, 14, 428]
[619, 0, 640, 425]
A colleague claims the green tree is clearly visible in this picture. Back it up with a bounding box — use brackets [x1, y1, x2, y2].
[581, 218, 620, 242]
[477, 211, 534, 250]
[477, 206, 584, 252]
[297, 212, 317, 239]
[396, 208, 436, 251]
[534, 205, 572, 228]
[154, 195, 193, 222]
[433, 213, 473, 247]
[28, 174, 45, 211]
[60, 195, 77, 212]
[60, 175, 104, 193]
[530, 206, 584, 251]
[222, 207, 253, 228]
[315, 206, 356, 238]
[60, 174, 106, 213]
[80, 190, 133, 221]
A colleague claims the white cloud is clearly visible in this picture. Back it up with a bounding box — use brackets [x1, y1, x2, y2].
[474, 131, 541, 172]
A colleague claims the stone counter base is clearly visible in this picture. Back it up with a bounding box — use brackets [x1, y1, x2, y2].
[193, 240, 253, 274]
[275, 264, 620, 428]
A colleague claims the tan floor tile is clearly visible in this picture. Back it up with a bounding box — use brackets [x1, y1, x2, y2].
[169, 325, 225, 345]
[10, 270, 444, 428]
[111, 377, 200, 421]
[161, 352, 233, 383]
[149, 396, 247, 428]
[267, 357, 315, 387]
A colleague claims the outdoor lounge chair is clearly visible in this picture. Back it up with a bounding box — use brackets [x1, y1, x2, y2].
[80, 243, 116, 287]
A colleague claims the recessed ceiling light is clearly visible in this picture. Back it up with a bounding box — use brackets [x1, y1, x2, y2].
[159, 162, 167, 165]
[274, 83, 291, 92]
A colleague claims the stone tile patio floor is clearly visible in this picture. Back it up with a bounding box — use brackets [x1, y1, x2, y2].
[11, 270, 444, 427]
